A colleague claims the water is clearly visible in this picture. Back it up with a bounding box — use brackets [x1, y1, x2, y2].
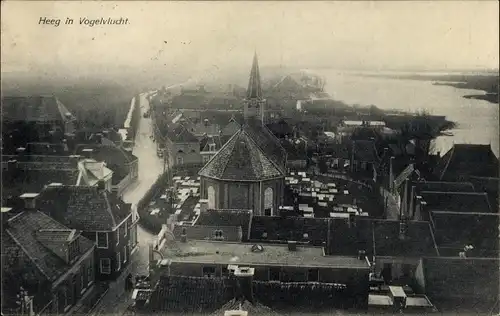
[312, 70, 499, 157]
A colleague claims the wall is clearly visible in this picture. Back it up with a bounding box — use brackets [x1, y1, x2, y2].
[172, 142, 201, 166]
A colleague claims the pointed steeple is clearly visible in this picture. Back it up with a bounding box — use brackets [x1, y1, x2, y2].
[246, 52, 263, 100]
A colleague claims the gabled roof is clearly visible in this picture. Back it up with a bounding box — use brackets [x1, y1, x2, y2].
[3, 211, 94, 282]
[420, 191, 493, 213]
[166, 124, 199, 143]
[430, 211, 499, 257]
[1, 96, 75, 123]
[434, 144, 499, 180]
[422, 257, 499, 312]
[198, 128, 283, 181]
[352, 140, 379, 163]
[37, 185, 131, 231]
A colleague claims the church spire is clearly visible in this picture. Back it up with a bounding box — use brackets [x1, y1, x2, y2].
[244, 52, 265, 123]
[246, 52, 263, 100]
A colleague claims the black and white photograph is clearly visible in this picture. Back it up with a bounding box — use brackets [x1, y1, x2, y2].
[1, 1, 499, 315]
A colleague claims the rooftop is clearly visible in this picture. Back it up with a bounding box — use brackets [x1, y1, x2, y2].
[1, 95, 75, 123]
[420, 191, 493, 213]
[160, 240, 369, 269]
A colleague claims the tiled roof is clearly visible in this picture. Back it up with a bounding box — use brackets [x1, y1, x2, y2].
[74, 144, 137, 183]
[352, 140, 379, 163]
[250, 216, 329, 247]
[420, 191, 493, 214]
[430, 211, 499, 257]
[434, 144, 499, 180]
[214, 299, 281, 316]
[266, 119, 293, 137]
[328, 218, 374, 256]
[172, 224, 243, 242]
[26, 142, 70, 155]
[147, 275, 232, 313]
[221, 119, 243, 137]
[324, 143, 352, 159]
[166, 125, 199, 143]
[1, 96, 75, 123]
[4, 211, 94, 282]
[422, 257, 499, 312]
[243, 118, 287, 172]
[372, 219, 438, 257]
[198, 129, 283, 181]
[1, 169, 79, 208]
[38, 185, 131, 231]
[413, 181, 475, 192]
[195, 209, 252, 240]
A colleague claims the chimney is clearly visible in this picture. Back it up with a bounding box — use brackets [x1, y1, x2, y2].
[16, 147, 26, 157]
[287, 240, 297, 251]
[234, 267, 255, 303]
[1, 207, 13, 230]
[180, 227, 187, 242]
[199, 199, 208, 213]
[358, 250, 366, 260]
[81, 148, 93, 159]
[69, 155, 82, 168]
[19, 193, 39, 210]
[95, 133, 103, 144]
[7, 159, 18, 171]
[203, 118, 209, 127]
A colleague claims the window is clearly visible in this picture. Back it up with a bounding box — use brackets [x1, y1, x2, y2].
[117, 252, 121, 271]
[100, 258, 111, 274]
[207, 186, 215, 209]
[307, 269, 319, 282]
[213, 229, 224, 240]
[96, 232, 108, 249]
[176, 156, 184, 165]
[80, 266, 86, 293]
[124, 246, 128, 263]
[269, 267, 281, 281]
[202, 266, 216, 278]
[87, 264, 94, 286]
[209, 143, 216, 152]
[124, 221, 128, 237]
[361, 162, 367, 170]
[116, 228, 120, 246]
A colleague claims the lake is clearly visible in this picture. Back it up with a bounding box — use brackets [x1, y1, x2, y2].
[313, 70, 499, 157]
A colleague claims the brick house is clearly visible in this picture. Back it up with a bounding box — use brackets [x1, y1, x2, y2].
[1, 208, 96, 315]
[165, 125, 202, 167]
[34, 184, 139, 281]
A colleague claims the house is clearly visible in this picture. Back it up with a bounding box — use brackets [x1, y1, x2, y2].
[200, 134, 231, 164]
[433, 144, 499, 181]
[74, 144, 139, 196]
[1, 153, 113, 209]
[146, 235, 370, 312]
[415, 257, 499, 314]
[1, 208, 97, 315]
[34, 184, 139, 280]
[198, 53, 287, 216]
[1, 96, 77, 146]
[351, 140, 380, 179]
[165, 124, 202, 166]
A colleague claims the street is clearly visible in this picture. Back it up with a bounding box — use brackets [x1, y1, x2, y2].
[92, 92, 163, 315]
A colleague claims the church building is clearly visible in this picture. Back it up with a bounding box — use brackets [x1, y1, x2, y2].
[198, 53, 287, 215]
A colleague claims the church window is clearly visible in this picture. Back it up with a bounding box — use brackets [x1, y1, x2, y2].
[207, 186, 215, 209]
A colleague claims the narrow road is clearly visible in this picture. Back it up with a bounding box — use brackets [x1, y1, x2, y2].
[93, 91, 164, 316]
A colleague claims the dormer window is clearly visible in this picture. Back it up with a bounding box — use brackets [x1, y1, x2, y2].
[213, 229, 224, 240]
[209, 143, 216, 152]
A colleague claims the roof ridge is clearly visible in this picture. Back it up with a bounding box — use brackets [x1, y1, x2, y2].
[5, 223, 53, 281]
[102, 191, 117, 228]
[220, 131, 251, 178]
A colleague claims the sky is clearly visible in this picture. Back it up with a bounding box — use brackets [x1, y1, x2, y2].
[1, 1, 499, 81]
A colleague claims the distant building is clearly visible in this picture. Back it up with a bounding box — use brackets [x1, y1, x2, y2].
[1, 208, 97, 315]
[164, 125, 201, 166]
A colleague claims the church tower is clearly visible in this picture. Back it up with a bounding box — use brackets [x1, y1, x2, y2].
[243, 52, 266, 123]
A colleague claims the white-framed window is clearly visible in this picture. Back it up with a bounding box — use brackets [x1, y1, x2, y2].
[176, 156, 184, 165]
[124, 221, 128, 237]
[100, 258, 111, 274]
[116, 252, 121, 271]
[96, 232, 108, 249]
[123, 246, 128, 263]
